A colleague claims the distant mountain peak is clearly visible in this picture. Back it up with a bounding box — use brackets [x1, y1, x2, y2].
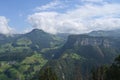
[26, 29, 48, 36]
[31, 29, 45, 33]
[89, 29, 120, 37]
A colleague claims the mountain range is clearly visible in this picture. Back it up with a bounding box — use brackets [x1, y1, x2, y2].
[0, 29, 120, 80]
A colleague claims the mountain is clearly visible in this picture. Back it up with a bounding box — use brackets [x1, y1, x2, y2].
[0, 29, 120, 80]
[38, 34, 120, 80]
[0, 29, 64, 61]
[89, 29, 120, 37]
[62, 34, 120, 62]
[0, 29, 65, 80]
[12, 29, 63, 50]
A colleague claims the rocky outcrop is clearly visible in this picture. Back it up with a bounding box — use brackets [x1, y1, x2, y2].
[64, 35, 114, 48]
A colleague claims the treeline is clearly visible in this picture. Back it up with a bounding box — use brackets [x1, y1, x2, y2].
[91, 55, 120, 80]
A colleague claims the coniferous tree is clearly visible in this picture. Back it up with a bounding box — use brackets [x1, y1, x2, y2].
[91, 66, 107, 80]
[39, 66, 58, 80]
[105, 55, 120, 80]
[74, 66, 83, 80]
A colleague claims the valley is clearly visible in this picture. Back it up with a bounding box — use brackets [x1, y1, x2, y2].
[0, 29, 120, 80]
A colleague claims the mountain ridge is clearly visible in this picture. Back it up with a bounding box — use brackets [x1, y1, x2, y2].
[0, 29, 120, 80]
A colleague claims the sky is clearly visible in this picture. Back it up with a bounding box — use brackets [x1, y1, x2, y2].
[0, 0, 120, 34]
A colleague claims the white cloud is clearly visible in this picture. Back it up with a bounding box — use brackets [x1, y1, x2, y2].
[28, 1, 120, 34]
[35, 0, 63, 11]
[88, 17, 120, 31]
[81, 0, 104, 3]
[0, 16, 13, 34]
[23, 27, 34, 33]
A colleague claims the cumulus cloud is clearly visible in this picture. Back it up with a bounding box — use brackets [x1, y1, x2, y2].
[35, 0, 64, 11]
[28, 12, 88, 34]
[88, 17, 120, 31]
[28, 1, 120, 34]
[0, 16, 13, 34]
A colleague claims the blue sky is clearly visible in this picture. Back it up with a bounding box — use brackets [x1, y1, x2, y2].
[0, 0, 52, 32]
[0, 0, 120, 34]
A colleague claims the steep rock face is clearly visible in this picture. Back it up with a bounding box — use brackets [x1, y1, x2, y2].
[64, 35, 114, 48]
[74, 37, 111, 48]
[61, 35, 120, 62]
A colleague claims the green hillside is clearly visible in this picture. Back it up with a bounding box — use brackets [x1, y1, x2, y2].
[0, 29, 120, 80]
